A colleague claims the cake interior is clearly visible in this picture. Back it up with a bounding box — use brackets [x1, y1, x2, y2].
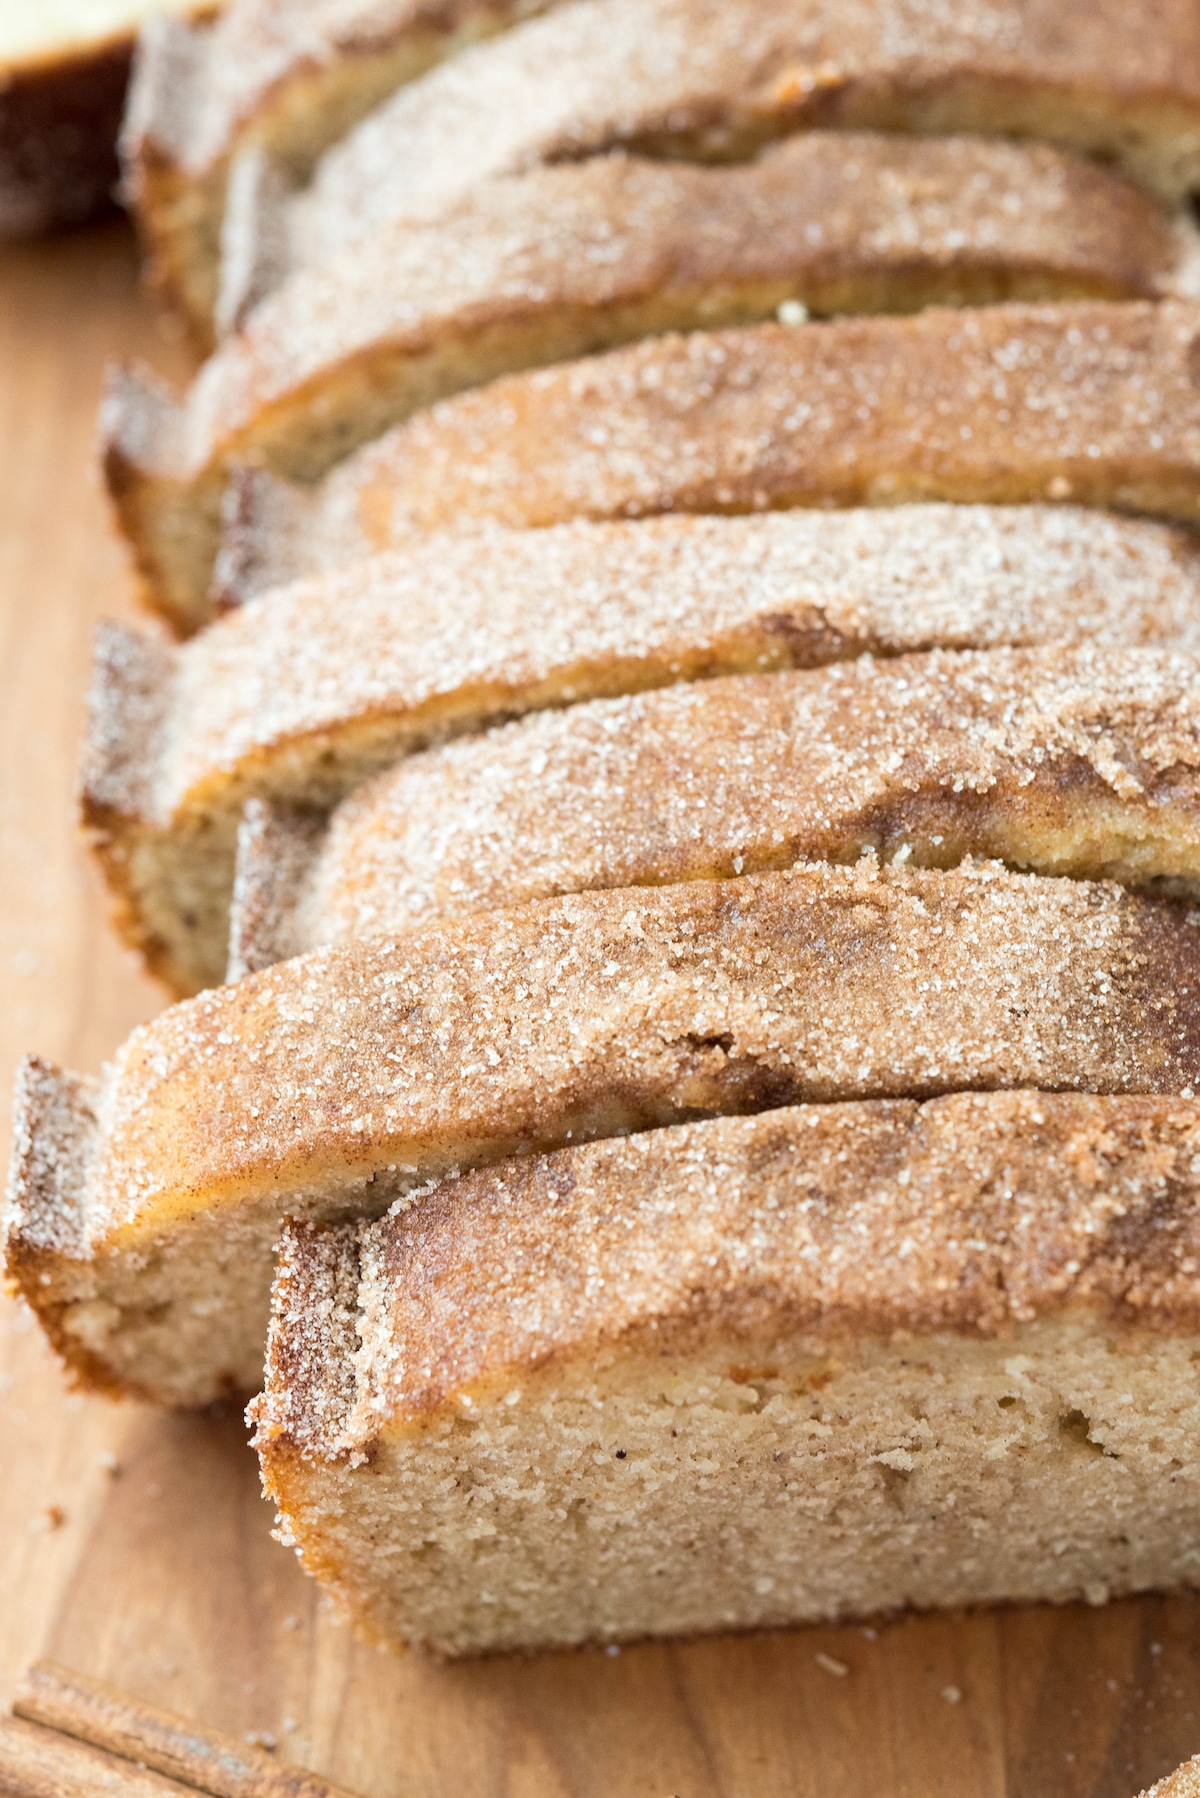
[266, 1313, 1200, 1656]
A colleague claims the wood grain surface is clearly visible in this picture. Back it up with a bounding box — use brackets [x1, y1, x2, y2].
[2, 220, 1200, 1798]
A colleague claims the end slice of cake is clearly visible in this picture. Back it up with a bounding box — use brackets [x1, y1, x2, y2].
[251, 1094, 1200, 1656]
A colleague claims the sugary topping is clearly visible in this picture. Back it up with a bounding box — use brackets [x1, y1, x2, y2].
[185, 133, 1172, 465]
[303, 0, 1200, 254]
[256, 1221, 360, 1451]
[158, 0, 523, 172]
[299, 642, 1200, 942]
[83, 862, 1200, 1241]
[317, 1091, 1200, 1441]
[138, 506, 1200, 825]
[306, 301, 1200, 553]
[3, 1059, 97, 1259]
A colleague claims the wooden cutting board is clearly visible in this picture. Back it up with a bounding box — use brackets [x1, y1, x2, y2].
[1, 219, 1199, 1798]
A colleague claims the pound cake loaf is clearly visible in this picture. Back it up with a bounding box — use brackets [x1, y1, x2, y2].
[103, 164, 1199, 634]
[252, 1094, 1200, 1656]
[226, 642, 1200, 974]
[217, 0, 1200, 327]
[40, 0, 1200, 1682]
[10, 861, 1200, 1404]
[211, 300, 1200, 620]
[0, 0, 212, 236]
[122, 0, 558, 338]
[81, 505, 1200, 995]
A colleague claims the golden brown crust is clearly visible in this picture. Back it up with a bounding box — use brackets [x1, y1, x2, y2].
[253, 1092, 1200, 1455]
[22, 861, 1200, 1257]
[121, 0, 559, 338]
[249, 0, 1200, 320]
[82, 505, 1200, 996]
[221, 301, 1200, 604]
[274, 643, 1200, 961]
[105, 139, 1184, 633]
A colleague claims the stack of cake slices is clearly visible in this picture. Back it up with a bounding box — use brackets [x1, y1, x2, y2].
[11, 0, 1200, 1660]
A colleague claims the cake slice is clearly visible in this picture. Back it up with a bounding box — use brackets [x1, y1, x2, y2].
[82, 505, 1200, 996]
[226, 642, 1200, 975]
[101, 145, 1194, 637]
[121, 0, 558, 338]
[212, 127, 1182, 369]
[9, 861, 1200, 1405]
[0, 1, 212, 236]
[251, 1093, 1200, 1656]
[212, 300, 1200, 615]
[217, 0, 1200, 326]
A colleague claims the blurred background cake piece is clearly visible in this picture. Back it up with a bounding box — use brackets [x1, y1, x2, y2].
[0, 0, 217, 236]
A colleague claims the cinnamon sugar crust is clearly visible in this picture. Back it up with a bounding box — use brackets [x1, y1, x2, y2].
[253, 1093, 1200, 1654]
[232, 0, 1200, 327]
[9, 861, 1200, 1404]
[240, 643, 1200, 969]
[230, 128, 1182, 337]
[121, 0, 558, 337]
[261, 1092, 1200, 1452]
[81, 862, 1200, 1237]
[218, 301, 1200, 606]
[101, 140, 1185, 634]
[82, 504, 1200, 995]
